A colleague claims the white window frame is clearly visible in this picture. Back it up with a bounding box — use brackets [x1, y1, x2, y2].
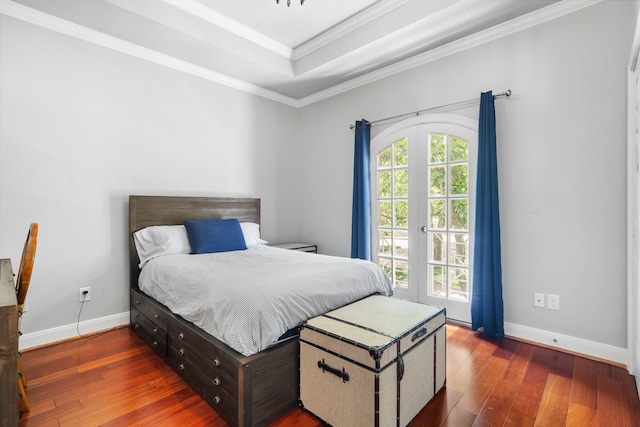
[370, 114, 478, 307]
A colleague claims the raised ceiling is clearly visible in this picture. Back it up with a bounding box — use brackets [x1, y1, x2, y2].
[3, 0, 598, 106]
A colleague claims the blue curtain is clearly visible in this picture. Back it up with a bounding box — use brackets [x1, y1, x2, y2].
[471, 91, 504, 338]
[351, 120, 371, 260]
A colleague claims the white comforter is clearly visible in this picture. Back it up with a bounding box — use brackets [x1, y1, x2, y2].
[139, 245, 393, 356]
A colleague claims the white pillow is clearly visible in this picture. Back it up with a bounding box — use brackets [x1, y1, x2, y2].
[240, 222, 268, 246]
[134, 225, 191, 268]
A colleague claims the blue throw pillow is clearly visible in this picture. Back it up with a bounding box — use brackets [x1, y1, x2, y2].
[184, 218, 247, 254]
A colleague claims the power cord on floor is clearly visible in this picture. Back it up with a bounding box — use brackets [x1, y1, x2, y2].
[76, 291, 90, 339]
[75, 291, 119, 339]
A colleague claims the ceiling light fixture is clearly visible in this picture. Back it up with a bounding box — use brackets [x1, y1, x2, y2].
[276, 0, 304, 6]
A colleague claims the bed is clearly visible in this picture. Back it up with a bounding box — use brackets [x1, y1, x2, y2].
[128, 195, 392, 427]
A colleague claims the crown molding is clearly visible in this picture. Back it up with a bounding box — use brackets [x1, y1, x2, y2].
[164, 0, 293, 59]
[1, 0, 602, 108]
[292, 0, 410, 61]
[0, 0, 300, 107]
[629, 3, 640, 71]
[297, 0, 603, 106]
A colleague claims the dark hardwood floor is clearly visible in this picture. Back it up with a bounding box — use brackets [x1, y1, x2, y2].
[17, 323, 640, 427]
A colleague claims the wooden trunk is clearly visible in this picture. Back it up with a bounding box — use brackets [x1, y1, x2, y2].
[299, 296, 446, 427]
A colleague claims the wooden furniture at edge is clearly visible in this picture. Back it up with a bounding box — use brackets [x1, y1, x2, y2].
[15, 222, 38, 416]
[129, 196, 299, 427]
[0, 258, 18, 427]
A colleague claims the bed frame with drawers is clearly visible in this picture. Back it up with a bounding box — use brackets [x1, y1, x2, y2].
[128, 195, 299, 427]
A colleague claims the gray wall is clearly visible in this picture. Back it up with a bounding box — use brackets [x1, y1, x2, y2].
[298, 1, 633, 349]
[0, 1, 634, 356]
[0, 15, 302, 336]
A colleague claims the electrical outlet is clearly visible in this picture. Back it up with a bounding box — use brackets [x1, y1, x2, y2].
[79, 287, 91, 302]
[548, 294, 559, 311]
[534, 293, 545, 308]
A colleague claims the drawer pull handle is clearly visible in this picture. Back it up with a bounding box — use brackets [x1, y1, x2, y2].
[152, 341, 158, 347]
[213, 377, 221, 386]
[212, 358, 220, 366]
[411, 327, 427, 342]
[134, 312, 139, 318]
[178, 348, 184, 355]
[134, 324, 140, 329]
[178, 333, 184, 339]
[152, 328, 158, 334]
[154, 314, 159, 320]
[178, 364, 184, 371]
[213, 395, 221, 404]
[135, 300, 140, 305]
[317, 359, 349, 383]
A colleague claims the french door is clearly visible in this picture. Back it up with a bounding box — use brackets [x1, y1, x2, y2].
[370, 115, 477, 323]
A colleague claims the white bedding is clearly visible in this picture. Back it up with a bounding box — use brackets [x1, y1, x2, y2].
[138, 245, 393, 356]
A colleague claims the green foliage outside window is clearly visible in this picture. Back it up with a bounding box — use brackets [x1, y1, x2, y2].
[394, 170, 408, 197]
[430, 134, 445, 163]
[450, 199, 468, 230]
[430, 199, 445, 229]
[430, 166, 446, 196]
[378, 171, 391, 198]
[379, 201, 392, 227]
[449, 136, 468, 161]
[379, 146, 392, 168]
[377, 138, 410, 288]
[394, 138, 409, 166]
[450, 164, 468, 195]
[377, 132, 470, 300]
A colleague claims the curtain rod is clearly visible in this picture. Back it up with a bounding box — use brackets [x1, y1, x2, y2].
[349, 89, 512, 129]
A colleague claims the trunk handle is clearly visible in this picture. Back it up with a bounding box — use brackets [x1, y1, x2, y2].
[317, 359, 350, 383]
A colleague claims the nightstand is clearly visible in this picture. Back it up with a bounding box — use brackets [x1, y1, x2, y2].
[271, 243, 317, 253]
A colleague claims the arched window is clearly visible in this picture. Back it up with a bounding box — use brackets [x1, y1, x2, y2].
[370, 115, 477, 322]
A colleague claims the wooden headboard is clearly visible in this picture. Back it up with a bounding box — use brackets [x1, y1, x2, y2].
[128, 195, 261, 289]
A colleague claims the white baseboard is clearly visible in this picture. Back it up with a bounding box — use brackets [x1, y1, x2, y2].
[505, 322, 628, 368]
[18, 313, 631, 371]
[20, 311, 130, 351]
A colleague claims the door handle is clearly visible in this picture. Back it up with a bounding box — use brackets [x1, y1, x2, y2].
[420, 226, 428, 233]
